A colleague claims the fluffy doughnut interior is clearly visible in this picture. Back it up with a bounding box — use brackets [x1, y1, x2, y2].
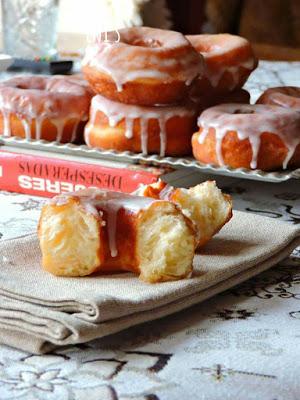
[173, 181, 232, 247]
[39, 198, 101, 277]
[137, 202, 195, 282]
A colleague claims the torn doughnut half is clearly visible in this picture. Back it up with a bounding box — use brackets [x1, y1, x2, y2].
[38, 189, 196, 283]
[134, 180, 232, 247]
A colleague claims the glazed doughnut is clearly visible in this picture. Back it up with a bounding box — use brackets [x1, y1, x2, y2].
[135, 180, 232, 248]
[192, 104, 300, 171]
[186, 34, 257, 94]
[82, 27, 204, 106]
[0, 75, 93, 143]
[84, 94, 198, 157]
[38, 189, 196, 283]
[256, 87, 300, 111]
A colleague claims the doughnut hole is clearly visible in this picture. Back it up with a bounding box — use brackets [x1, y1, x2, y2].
[137, 202, 195, 282]
[39, 198, 102, 276]
[171, 181, 232, 247]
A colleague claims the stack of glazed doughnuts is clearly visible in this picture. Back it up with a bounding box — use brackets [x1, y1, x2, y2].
[82, 28, 260, 157]
[82, 27, 204, 157]
[1, 26, 299, 171]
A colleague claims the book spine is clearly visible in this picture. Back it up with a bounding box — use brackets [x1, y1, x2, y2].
[0, 150, 159, 197]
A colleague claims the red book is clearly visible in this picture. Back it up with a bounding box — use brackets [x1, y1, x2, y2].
[0, 147, 166, 198]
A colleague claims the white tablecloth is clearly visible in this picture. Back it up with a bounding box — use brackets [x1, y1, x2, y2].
[0, 61, 299, 400]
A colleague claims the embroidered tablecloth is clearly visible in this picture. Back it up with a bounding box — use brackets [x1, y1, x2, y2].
[0, 61, 299, 400]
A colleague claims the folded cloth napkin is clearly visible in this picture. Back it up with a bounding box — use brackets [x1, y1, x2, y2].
[0, 210, 299, 354]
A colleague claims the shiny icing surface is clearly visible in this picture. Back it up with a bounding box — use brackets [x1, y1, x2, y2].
[187, 34, 256, 90]
[159, 183, 175, 199]
[205, 59, 255, 90]
[0, 75, 92, 141]
[133, 181, 174, 200]
[188, 34, 251, 58]
[83, 27, 203, 91]
[197, 104, 300, 169]
[52, 189, 159, 258]
[257, 86, 300, 111]
[85, 94, 196, 157]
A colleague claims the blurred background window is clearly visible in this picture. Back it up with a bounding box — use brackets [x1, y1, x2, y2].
[0, 0, 299, 59]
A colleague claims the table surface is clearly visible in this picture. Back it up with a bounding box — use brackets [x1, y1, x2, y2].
[0, 61, 300, 400]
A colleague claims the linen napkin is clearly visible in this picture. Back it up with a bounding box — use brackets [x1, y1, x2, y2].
[0, 210, 299, 354]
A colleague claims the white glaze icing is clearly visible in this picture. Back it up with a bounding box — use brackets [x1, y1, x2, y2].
[140, 118, 148, 154]
[2, 110, 10, 136]
[125, 118, 134, 139]
[0, 75, 92, 142]
[159, 183, 175, 199]
[187, 34, 256, 90]
[197, 104, 300, 170]
[85, 94, 196, 156]
[35, 117, 43, 140]
[21, 119, 31, 140]
[83, 27, 203, 91]
[257, 87, 300, 111]
[158, 118, 167, 157]
[53, 189, 159, 258]
[206, 59, 256, 90]
[70, 119, 80, 143]
[54, 120, 65, 143]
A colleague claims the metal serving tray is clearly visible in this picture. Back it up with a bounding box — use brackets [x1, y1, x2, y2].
[0, 136, 299, 183]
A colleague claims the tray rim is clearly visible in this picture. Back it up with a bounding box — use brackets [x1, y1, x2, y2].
[0, 136, 299, 183]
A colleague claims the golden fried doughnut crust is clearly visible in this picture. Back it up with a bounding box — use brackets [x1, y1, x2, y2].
[83, 27, 203, 106]
[192, 104, 300, 171]
[135, 180, 233, 248]
[187, 33, 257, 94]
[38, 189, 196, 283]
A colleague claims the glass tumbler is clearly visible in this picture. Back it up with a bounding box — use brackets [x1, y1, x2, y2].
[1, 0, 59, 59]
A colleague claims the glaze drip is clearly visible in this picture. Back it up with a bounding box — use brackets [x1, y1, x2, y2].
[198, 104, 300, 170]
[0, 75, 92, 142]
[85, 94, 196, 157]
[1, 113, 83, 143]
[53, 189, 158, 258]
[83, 27, 204, 91]
[21, 119, 31, 140]
[2, 111, 10, 136]
[206, 59, 255, 90]
[159, 184, 175, 200]
[186, 34, 256, 91]
[257, 86, 300, 111]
